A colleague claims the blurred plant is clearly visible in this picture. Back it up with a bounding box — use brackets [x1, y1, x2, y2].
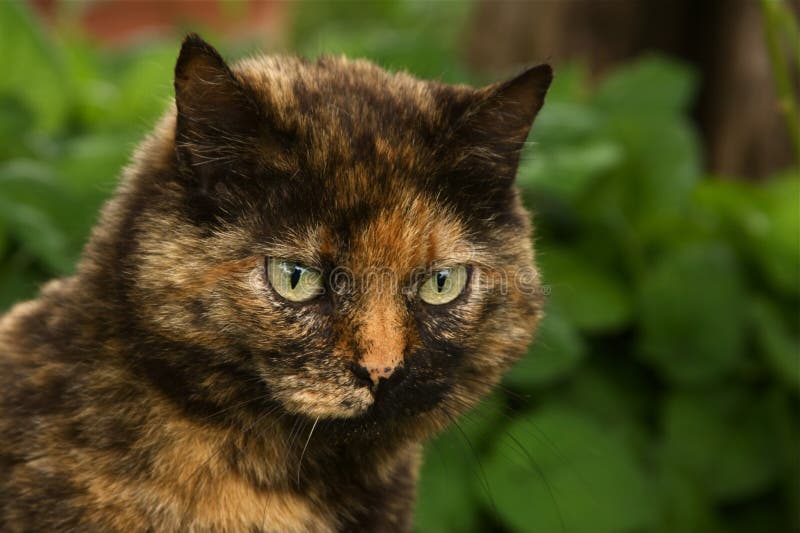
[0, 2, 797, 532]
[760, 0, 800, 163]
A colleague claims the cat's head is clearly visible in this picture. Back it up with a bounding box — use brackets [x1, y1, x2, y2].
[99, 35, 550, 441]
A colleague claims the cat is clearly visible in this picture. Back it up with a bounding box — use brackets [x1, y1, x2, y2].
[0, 34, 551, 532]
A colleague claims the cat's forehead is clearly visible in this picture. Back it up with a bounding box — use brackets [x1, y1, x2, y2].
[234, 55, 470, 149]
[222, 55, 518, 271]
[260, 189, 483, 274]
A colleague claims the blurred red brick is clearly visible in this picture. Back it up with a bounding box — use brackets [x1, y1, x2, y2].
[28, 0, 286, 47]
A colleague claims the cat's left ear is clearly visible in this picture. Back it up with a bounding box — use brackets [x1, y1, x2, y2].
[173, 34, 261, 186]
[458, 64, 553, 165]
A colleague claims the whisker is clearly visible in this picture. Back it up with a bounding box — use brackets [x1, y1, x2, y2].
[441, 403, 499, 519]
[296, 416, 320, 485]
[442, 395, 567, 533]
[500, 425, 567, 533]
[458, 375, 532, 403]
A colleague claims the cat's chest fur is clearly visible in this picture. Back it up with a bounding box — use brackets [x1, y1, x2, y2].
[77, 463, 335, 532]
[82, 452, 350, 533]
[87, 436, 416, 532]
[82, 422, 335, 532]
[115, 420, 417, 532]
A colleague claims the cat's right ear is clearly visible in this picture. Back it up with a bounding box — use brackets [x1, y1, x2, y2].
[173, 34, 260, 187]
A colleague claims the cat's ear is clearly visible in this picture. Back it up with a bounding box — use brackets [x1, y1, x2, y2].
[173, 34, 260, 186]
[456, 64, 553, 167]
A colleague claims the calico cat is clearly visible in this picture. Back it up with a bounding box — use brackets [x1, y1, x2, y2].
[0, 35, 551, 532]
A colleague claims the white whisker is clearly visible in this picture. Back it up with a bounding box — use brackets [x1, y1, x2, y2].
[296, 416, 320, 485]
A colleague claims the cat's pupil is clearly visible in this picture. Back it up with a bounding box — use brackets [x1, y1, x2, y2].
[436, 271, 449, 292]
[290, 267, 302, 289]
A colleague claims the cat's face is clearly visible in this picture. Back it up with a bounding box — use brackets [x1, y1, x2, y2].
[120, 36, 550, 440]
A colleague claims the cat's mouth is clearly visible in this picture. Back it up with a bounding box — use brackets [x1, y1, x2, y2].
[299, 378, 454, 443]
[368, 365, 451, 418]
[271, 368, 451, 424]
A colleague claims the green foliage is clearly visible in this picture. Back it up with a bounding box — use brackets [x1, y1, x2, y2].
[0, 2, 797, 532]
[288, 0, 474, 83]
[505, 309, 586, 387]
[539, 249, 632, 332]
[0, 1, 178, 301]
[638, 243, 747, 383]
[481, 405, 657, 533]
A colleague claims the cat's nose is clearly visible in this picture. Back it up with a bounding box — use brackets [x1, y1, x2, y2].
[351, 360, 398, 389]
[365, 362, 397, 387]
[350, 296, 406, 389]
[351, 361, 397, 390]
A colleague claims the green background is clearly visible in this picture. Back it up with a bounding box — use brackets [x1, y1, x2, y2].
[1, 2, 798, 532]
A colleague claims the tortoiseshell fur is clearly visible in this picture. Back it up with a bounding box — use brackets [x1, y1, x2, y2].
[0, 35, 551, 532]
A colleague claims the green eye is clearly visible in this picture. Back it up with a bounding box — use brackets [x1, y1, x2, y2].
[266, 259, 324, 302]
[418, 265, 468, 305]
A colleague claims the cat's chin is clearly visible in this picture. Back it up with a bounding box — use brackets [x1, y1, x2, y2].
[289, 399, 453, 446]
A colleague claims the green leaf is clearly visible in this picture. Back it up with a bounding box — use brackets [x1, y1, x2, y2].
[695, 174, 800, 296]
[0, 199, 72, 274]
[518, 139, 623, 200]
[0, 252, 42, 311]
[538, 249, 632, 332]
[455, 393, 507, 450]
[505, 309, 586, 388]
[530, 101, 600, 146]
[290, 1, 472, 83]
[660, 389, 782, 502]
[750, 175, 800, 295]
[415, 395, 507, 533]
[554, 365, 652, 453]
[534, 63, 590, 104]
[599, 117, 700, 243]
[0, 94, 37, 160]
[0, 218, 7, 258]
[587, 58, 701, 244]
[0, 159, 85, 272]
[637, 243, 747, 383]
[0, 2, 70, 132]
[415, 431, 480, 533]
[481, 406, 656, 533]
[652, 467, 722, 533]
[56, 133, 132, 195]
[594, 55, 697, 115]
[751, 298, 800, 391]
[106, 45, 178, 128]
[763, 390, 800, 532]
